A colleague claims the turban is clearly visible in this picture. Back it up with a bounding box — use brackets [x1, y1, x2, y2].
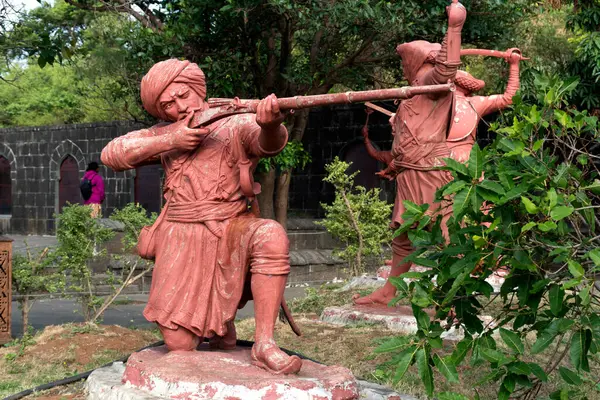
[396, 41, 441, 84]
[455, 70, 485, 94]
[140, 59, 207, 120]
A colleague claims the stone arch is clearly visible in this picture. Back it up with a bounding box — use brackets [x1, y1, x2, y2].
[49, 140, 86, 216]
[0, 143, 17, 220]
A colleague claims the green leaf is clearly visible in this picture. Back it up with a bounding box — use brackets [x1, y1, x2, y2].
[562, 278, 581, 289]
[567, 260, 585, 278]
[583, 179, 600, 195]
[528, 363, 548, 382]
[451, 340, 472, 364]
[537, 221, 558, 232]
[521, 197, 539, 214]
[531, 331, 558, 354]
[442, 180, 468, 196]
[443, 157, 470, 177]
[559, 366, 582, 385]
[547, 188, 558, 211]
[508, 361, 531, 376]
[468, 143, 483, 179]
[521, 222, 537, 233]
[570, 329, 592, 372]
[433, 354, 459, 383]
[500, 328, 524, 354]
[550, 205, 574, 221]
[403, 200, 426, 216]
[392, 345, 418, 384]
[503, 374, 516, 393]
[549, 285, 564, 316]
[481, 348, 505, 364]
[586, 249, 600, 267]
[375, 336, 412, 353]
[453, 186, 474, 218]
[412, 305, 430, 332]
[478, 180, 506, 195]
[442, 270, 469, 306]
[412, 283, 432, 308]
[416, 347, 434, 397]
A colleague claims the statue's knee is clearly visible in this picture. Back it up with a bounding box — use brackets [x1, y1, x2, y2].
[392, 234, 412, 257]
[160, 325, 199, 351]
[256, 220, 289, 253]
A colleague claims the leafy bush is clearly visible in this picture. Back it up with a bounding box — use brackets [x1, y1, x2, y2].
[378, 78, 600, 399]
[318, 157, 393, 276]
[55, 203, 115, 321]
[12, 244, 64, 332]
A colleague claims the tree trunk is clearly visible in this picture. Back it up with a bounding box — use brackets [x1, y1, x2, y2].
[22, 296, 30, 333]
[275, 169, 292, 230]
[256, 169, 276, 220]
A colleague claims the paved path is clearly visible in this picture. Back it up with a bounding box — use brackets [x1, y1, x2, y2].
[10, 287, 307, 337]
[7, 234, 58, 255]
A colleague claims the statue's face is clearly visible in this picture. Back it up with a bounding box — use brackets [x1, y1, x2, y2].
[159, 82, 204, 122]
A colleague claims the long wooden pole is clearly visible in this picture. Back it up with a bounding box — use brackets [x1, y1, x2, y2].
[192, 83, 454, 128]
[207, 83, 454, 111]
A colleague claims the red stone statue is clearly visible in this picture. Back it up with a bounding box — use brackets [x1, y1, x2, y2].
[354, 0, 467, 305]
[101, 59, 303, 374]
[362, 49, 523, 164]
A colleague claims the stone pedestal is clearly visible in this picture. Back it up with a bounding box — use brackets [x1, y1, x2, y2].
[321, 304, 495, 341]
[87, 344, 360, 400]
[0, 237, 12, 344]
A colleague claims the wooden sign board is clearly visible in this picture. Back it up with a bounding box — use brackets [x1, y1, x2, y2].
[0, 237, 12, 344]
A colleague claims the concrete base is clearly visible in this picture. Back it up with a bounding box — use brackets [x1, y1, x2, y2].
[86, 359, 407, 400]
[87, 344, 361, 400]
[321, 304, 496, 341]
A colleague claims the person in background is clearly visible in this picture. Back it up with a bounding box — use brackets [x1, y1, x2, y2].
[82, 162, 105, 218]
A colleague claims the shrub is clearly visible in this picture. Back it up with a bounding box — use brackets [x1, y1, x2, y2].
[319, 157, 393, 276]
[378, 77, 600, 399]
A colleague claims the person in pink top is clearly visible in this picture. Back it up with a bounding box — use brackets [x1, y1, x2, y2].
[82, 162, 105, 218]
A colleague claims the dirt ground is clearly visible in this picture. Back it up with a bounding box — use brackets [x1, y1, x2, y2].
[0, 323, 160, 399]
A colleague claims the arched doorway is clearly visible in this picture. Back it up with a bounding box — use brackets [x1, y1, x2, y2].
[341, 141, 380, 191]
[59, 155, 81, 212]
[0, 156, 11, 215]
[135, 164, 163, 214]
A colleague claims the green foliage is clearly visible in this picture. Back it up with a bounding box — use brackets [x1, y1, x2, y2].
[318, 157, 392, 276]
[109, 203, 157, 250]
[257, 140, 311, 173]
[12, 243, 65, 332]
[55, 203, 114, 321]
[379, 77, 600, 398]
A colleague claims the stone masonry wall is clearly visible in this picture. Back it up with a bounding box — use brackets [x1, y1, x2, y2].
[0, 121, 144, 234]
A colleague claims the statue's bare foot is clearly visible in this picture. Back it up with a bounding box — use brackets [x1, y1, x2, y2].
[352, 288, 395, 306]
[251, 339, 302, 375]
[209, 321, 237, 350]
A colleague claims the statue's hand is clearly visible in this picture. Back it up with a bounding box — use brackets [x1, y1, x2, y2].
[447, 0, 467, 30]
[376, 169, 395, 181]
[256, 94, 285, 133]
[168, 111, 211, 151]
[505, 48, 522, 64]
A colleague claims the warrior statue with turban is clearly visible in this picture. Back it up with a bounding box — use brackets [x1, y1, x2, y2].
[101, 59, 302, 374]
[354, 0, 467, 306]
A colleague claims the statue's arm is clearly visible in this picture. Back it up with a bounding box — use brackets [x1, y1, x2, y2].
[237, 114, 288, 158]
[101, 125, 171, 171]
[473, 52, 521, 117]
[421, 1, 466, 87]
[363, 125, 393, 165]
